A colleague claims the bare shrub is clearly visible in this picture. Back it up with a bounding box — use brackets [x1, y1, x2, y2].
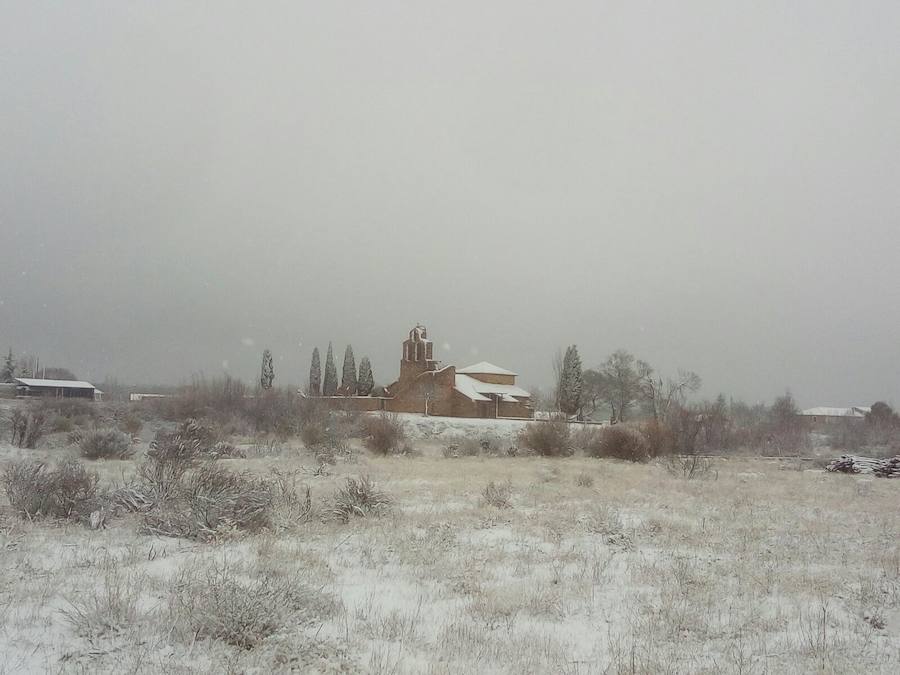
[79, 429, 135, 460]
[570, 425, 603, 452]
[119, 414, 143, 438]
[245, 388, 299, 437]
[138, 457, 189, 503]
[328, 475, 392, 523]
[299, 399, 329, 448]
[164, 375, 247, 421]
[269, 469, 313, 528]
[140, 424, 203, 499]
[167, 562, 332, 649]
[10, 409, 46, 448]
[36, 398, 98, 424]
[363, 413, 407, 455]
[51, 415, 75, 433]
[588, 425, 650, 462]
[142, 464, 273, 540]
[574, 471, 595, 488]
[2, 459, 100, 520]
[664, 454, 714, 479]
[442, 436, 484, 458]
[67, 429, 86, 446]
[481, 480, 513, 508]
[61, 564, 140, 636]
[519, 421, 572, 457]
[642, 418, 675, 457]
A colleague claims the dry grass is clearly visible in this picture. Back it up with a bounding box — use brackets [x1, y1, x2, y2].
[1, 422, 900, 673]
[166, 561, 334, 649]
[481, 479, 513, 508]
[328, 475, 392, 523]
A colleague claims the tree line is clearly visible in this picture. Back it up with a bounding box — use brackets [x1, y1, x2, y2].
[553, 345, 701, 423]
[257, 343, 377, 397]
[2, 347, 78, 383]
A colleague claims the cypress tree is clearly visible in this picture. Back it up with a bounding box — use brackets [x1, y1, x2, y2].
[357, 356, 375, 396]
[341, 345, 357, 395]
[260, 349, 275, 390]
[322, 342, 338, 396]
[2, 348, 15, 383]
[558, 345, 583, 416]
[308, 347, 321, 396]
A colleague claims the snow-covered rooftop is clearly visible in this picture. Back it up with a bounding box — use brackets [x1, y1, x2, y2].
[456, 361, 517, 376]
[454, 373, 530, 402]
[799, 406, 870, 418]
[14, 378, 97, 390]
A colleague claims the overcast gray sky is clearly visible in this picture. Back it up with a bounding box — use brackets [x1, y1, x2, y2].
[2, 1, 899, 406]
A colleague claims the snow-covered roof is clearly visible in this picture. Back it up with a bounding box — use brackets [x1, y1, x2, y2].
[454, 373, 530, 402]
[14, 378, 96, 390]
[456, 361, 517, 376]
[799, 406, 869, 418]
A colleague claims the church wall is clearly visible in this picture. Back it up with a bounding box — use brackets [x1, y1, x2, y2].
[464, 372, 516, 385]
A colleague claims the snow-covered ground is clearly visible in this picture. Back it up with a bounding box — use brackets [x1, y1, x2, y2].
[392, 412, 603, 442]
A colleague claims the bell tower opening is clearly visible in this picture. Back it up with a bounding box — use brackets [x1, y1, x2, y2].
[399, 324, 438, 382]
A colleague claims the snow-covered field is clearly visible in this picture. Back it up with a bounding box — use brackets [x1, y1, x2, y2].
[393, 412, 601, 443]
[1, 415, 899, 673]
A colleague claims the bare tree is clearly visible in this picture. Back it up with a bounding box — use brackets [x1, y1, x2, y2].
[640, 369, 702, 421]
[581, 368, 606, 419]
[551, 348, 564, 412]
[596, 350, 651, 423]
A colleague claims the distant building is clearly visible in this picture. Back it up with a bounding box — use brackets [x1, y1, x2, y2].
[798, 406, 871, 427]
[383, 326, 533, 418]
[314, 325, 534, 419]
[129, 393, 170, 402]
[14, 377, 102, 401]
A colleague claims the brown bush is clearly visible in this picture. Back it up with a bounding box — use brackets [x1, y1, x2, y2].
[119, 414, 143, 438]
[245, 388, 299, 437]
[519, 421, 572, 457]
[642, 419, 676, 457]
[163, 376, 248, 421]
[587, 425, 650, 462]
[363, 413, 407, 455]
[80, 429, 135, 460]
[10, 409, 46, 448]
[2, 459, 100, 520]
[570, 425, 604, 452]
[298, 398, 330, 448]
[51, 415, 75, 433]
[36, 398, 98, 423]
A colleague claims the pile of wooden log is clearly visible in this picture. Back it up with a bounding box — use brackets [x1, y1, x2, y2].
[873, 456, 900, 479]
[826, 455, 900, 478]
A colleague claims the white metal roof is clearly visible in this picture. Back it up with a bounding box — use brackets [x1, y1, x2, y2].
[14, 378, 96, 390]
[799, 406, 868, 418]
[456, 361, 517, 376]
[454, 373, 530, 402]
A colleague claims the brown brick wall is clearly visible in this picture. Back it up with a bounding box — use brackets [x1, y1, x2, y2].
[499, 399, 533, 419]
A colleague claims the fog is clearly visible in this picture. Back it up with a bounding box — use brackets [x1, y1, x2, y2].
[2, 1, 898, 406]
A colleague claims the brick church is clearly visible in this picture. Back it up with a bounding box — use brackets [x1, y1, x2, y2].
[323, 325, 533, 419]
[382, 325, 533, 418]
